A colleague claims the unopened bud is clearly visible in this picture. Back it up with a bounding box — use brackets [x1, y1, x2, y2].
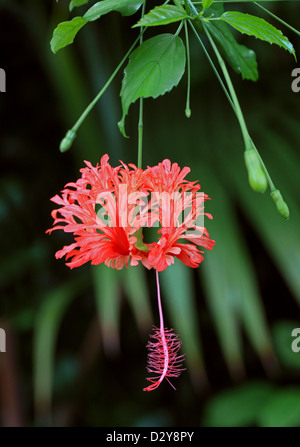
[244, 149, 268, 193]
[59, 130, 76, 153]
[270, 189, 290, 219]
[185, 107, 191, 118]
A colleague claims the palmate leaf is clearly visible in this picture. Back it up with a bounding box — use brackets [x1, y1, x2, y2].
[51, 0, 144, 53]
[220, 11, 296, 58]
[204, 19, 258, 81]
[133, 5, 188, 28]
[192, 3, 259, 81]
[209, 23, 258, 81]
[118, 33, 186, 137]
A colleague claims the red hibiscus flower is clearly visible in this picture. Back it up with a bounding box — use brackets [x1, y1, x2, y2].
[47, 155, 215, 271]
[47, 154, 215, 391]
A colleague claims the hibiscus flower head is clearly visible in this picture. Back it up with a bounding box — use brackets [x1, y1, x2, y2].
[47, 154, 215, 271]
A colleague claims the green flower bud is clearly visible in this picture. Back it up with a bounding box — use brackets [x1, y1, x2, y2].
[244, 149, 268, 193]
[59, 130, 76, 153]
[185, 107, 191, 118]
[270, 189, 290, 219]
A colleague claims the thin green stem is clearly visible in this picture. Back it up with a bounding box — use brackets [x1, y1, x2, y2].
[138, 99, 143, 169]
[187, 0, 237, 113]
[184, 20, 192, 117]
[137, 0, 146, 169]
[61, 31, 144, 148]
[255, 148, 276, 191]
[188, 0, 279, 193]
[188, 21, 236, 113]
[156, 270, 165, 332]
[204, 24, 276, 191]
[204, 25, 251, 149]
[175, 20, 184, 36]
[254, 2, 300, 37]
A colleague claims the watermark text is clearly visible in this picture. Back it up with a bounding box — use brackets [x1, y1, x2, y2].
[291, 328, 300, 353]
[0, 68, 6, 92]
[95, 187, 207, 236]
[0, 328, 6, 352]
[291, 68, 300, 93]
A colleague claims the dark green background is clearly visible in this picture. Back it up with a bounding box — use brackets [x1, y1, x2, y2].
[0, 0, 300, 427]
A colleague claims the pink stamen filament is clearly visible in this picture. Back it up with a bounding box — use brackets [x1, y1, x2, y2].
[143, 270, 185, 392]
[156, 269, 169, 387]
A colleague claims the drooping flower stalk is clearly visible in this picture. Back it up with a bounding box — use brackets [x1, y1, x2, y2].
[143, 270, 185, 392]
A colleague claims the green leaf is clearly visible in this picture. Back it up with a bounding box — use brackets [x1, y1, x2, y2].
[257, 388, 300, 427]
[205, 19, 258, 81]
[52, 1, 144, 52]
[133, 5, 188, 28]
[83, 0, 144, 22]
[69, 0, 89, 11]
[202, 0, 214, 9]
[203, 381, 274, 427]
[118, 33, 185, 137]
[220, 11, 295, 58]
[190, 2, 258, 80]
[50, 17, 87, 53]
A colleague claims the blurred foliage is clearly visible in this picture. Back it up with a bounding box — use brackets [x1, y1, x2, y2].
[0, 0, 299, 427]
[203, 381, 300, 427]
